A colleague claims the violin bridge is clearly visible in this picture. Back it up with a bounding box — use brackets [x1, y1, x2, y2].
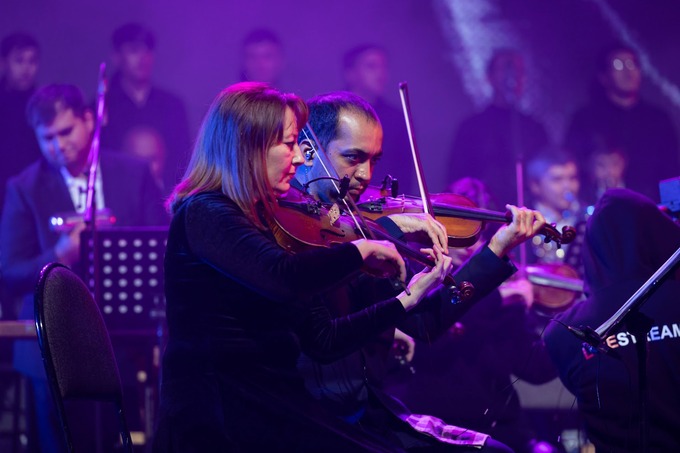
[328, 203, 341, 226]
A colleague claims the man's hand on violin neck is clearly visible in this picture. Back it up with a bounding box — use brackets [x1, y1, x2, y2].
[352, 239, 407, 283]
[488, 205, 547, 258]
[386, 213, 449, 252]
[397, 244, 453, 311]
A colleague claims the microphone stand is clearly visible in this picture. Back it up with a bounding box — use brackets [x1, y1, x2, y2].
[84, 62, 107, 230]
[82, 62, 107, 453]
[506, 88, 528, 277]
[569, 245, 680, 453]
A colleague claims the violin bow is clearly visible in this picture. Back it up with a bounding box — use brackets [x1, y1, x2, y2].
[398, 83, 479, 300]
[398, 82, 434, 216]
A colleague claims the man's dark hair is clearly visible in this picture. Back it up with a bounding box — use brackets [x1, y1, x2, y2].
[596, 41, 638, 74]
[342, 44, 387, 71]
[1, 32, 39, 59]
[241, 28, 281, 49]
[26, 84, 88, 128]
[112, 23, 155, 51]
[304, 91, 380, 150]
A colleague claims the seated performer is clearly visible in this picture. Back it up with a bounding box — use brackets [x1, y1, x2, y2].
[152, 82, 456, 452]
[544, 188, 680, 452]
[293, 91, 547, 452]
[0, 83, 166, 452]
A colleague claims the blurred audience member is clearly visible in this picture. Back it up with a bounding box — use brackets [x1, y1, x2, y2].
[0, 32, 41, 216]
[564, 42, 679, 202]
[122, 126, 167, 191]
[101, 22, 191, 195]
[579, 136, 627, 206]
[544, 188, 680, 452]
[343, 44, 413, 193]
[239, 28, 285, 87]
[450, 49, 548, 206]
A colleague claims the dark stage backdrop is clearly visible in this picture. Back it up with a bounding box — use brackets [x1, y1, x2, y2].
[2, 0, 679, 192]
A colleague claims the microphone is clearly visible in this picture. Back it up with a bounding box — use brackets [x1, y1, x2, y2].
[552, 318, 603, 350]
[566, 324, 600, 345]
[337, 175, 351, 200]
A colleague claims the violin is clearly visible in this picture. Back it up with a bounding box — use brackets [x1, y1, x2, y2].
[269, 188, 475, 302]
[358, 186, 577, 249]
[526, 263, 583, 312]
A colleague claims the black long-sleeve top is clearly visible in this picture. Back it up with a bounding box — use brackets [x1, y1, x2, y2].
[162, 191, 410, 384]
[297, 231, 516, 419]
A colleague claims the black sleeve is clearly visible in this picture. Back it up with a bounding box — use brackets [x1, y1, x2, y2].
[297, 297, 407, 363]
[184, 194, 365, 305]
[397, 244, 516, 341]
[0, 180, 59, 295]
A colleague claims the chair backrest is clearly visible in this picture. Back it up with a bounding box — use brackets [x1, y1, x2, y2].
[34, 262, 133, 452]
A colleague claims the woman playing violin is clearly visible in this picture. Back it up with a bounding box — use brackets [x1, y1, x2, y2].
[153, 82, 454, 452]
[292, 91, 548, 452]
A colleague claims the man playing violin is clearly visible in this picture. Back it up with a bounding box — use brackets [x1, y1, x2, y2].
[293, 91, 547, 452]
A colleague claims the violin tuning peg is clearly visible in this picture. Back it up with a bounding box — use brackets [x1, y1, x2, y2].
[449, 286, 461, 304]
[449, 281, 474, 304]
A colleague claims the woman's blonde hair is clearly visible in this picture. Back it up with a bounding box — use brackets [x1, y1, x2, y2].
[167, 82, 308, 228]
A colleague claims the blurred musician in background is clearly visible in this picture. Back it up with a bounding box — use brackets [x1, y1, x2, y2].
[122, 125, 167, 191]
[342, 44, 413, 194]
[238, 28, 285, 87]
[0, 32, 42, 219]
[564, 42, 679, 202]
[0, 31, 42, 322]
[1, 83, 165, 452]
[525, 149, 587, 276]
[582, 136, 627, 206]
[102, 22, 191, 196]
[449, 49, 548, 207]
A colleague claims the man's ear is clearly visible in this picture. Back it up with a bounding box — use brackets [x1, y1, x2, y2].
[300, 140, 315, 167]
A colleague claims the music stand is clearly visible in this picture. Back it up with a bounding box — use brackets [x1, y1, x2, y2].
[79, 226, 168, 446]
[569, 245, 680, 453]
[79, 226, 167, 334]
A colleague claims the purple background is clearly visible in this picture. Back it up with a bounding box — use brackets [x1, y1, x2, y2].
[2, 0, 679, 191]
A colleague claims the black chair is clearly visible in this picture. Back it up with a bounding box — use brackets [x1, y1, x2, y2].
[34, 262, 133, 452]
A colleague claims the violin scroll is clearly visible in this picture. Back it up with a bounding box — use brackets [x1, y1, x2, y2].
[450, 280, 475, 304]
[540, 224, 577, 249]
